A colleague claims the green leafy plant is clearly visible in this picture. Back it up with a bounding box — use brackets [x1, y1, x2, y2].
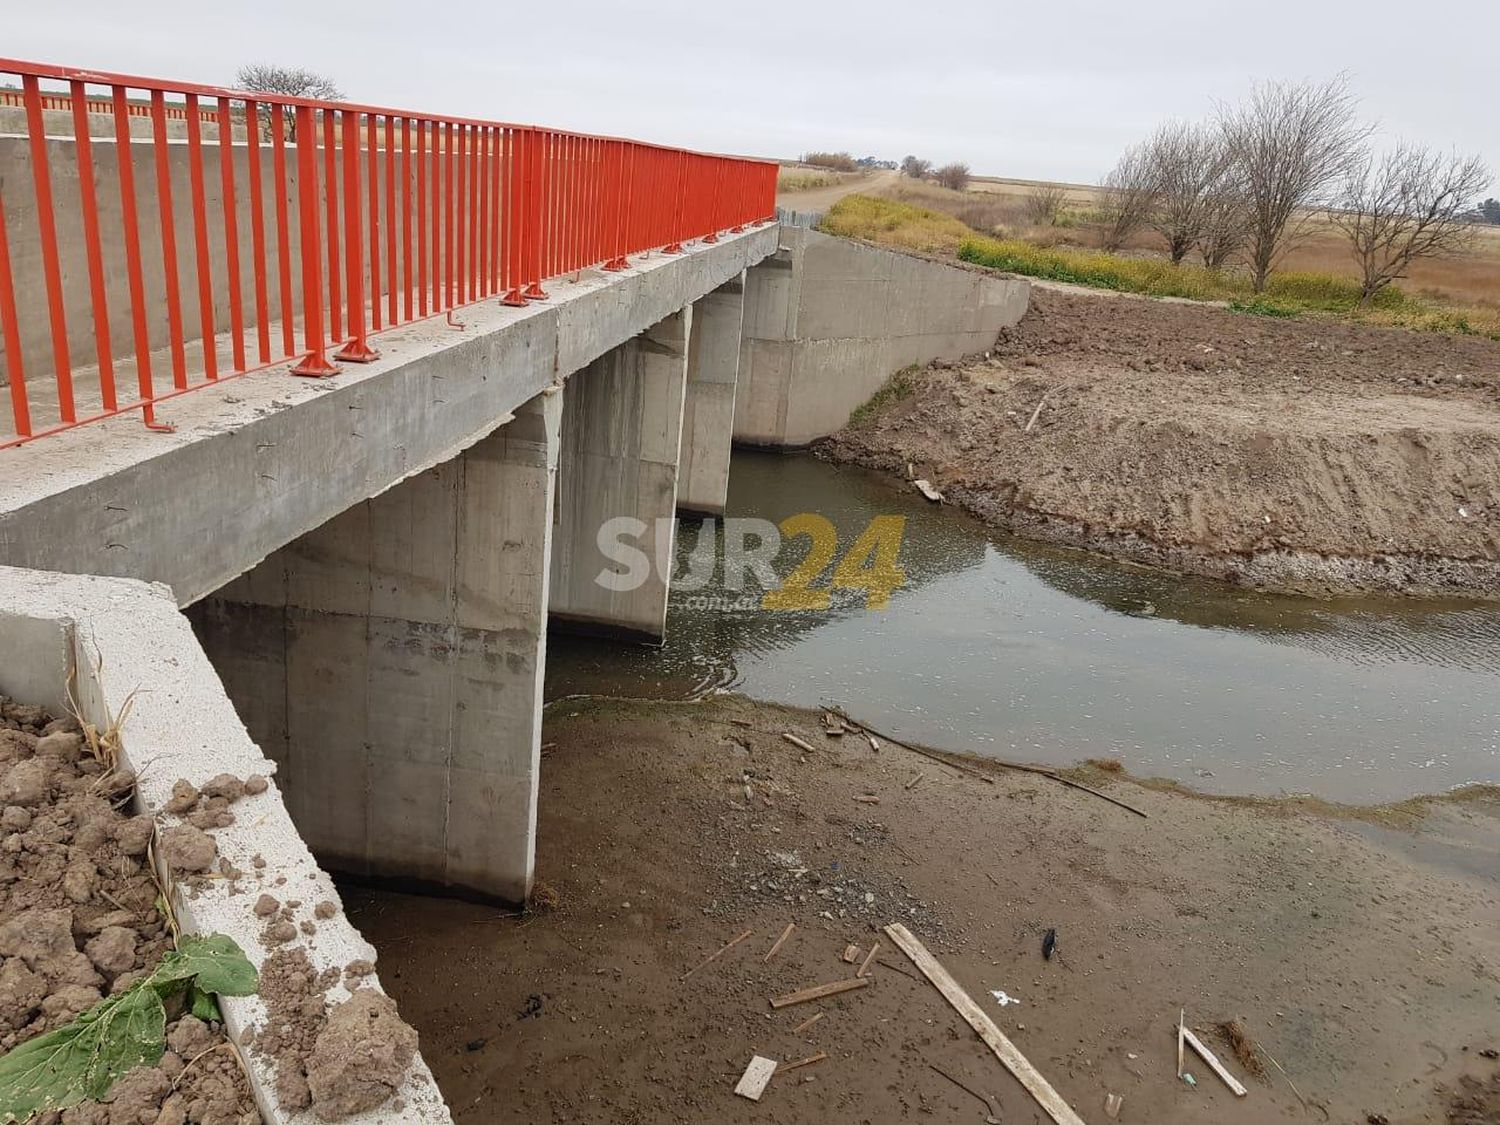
[1229, 297, 1300, 319]
[0, 934, 257, 1123]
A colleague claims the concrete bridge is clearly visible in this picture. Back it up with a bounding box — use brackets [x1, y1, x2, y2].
[0, 57, 1026, 1123]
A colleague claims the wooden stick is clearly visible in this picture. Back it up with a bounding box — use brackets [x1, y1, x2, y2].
[906, 771, 925, 790]
[1176, 1009, 1185, 1079]
[763, 922, 796, 962]
[779, 1051, 828, 1074]
[682, 929, 753, 980]
[770, 977, 870, 1009]
[853, 794, 881, 805]
[783, 733, 815, 753]
[857, 941, 880, 978]
[884, 923, 1086, 1125]
[791, 1011, 824, 1034]
[1183, 1027, 1248, 1097]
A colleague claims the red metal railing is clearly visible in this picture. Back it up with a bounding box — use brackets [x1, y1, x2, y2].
[0, 60, 777, 447]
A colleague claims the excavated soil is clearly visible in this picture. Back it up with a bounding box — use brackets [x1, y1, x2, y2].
[0, 695, 260, 1124]
[345, 696, 1500, 1125]
[816, 287, 1500, 596]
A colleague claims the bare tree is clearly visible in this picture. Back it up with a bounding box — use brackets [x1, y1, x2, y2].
[1024, 183, 1069, 226]
[1143, 121, 1231, 264]
[934, 162, 971, 191]
[235, 64, 343, 101]
[1098, 142, 1158, 252]
[1331, 143, 1490, 305]
[1194, 168, 1251, 269]
[900, 155, 932, 179]
[1219, 76, 1371, 291]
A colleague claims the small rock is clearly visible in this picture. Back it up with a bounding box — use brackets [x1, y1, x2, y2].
[254, 894, 280, 917]
[199, 773, 245, 802]
[243, 775, 269, 795]
[33, 732, 83, 763]
[0, 760, 51, 807]
[264, 920, 298, 944]
[314, 900, 337, 921]
[113, 816, 155, 857]
[159, 825, 217, 873]
[85, 926, 138, 976]
[162, 780, 199, 815]
[307, 991, 418, 1119]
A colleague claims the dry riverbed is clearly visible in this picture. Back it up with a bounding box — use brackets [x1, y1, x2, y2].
[817, 287, 1500, 598]
[345, 696, 1500, 1125]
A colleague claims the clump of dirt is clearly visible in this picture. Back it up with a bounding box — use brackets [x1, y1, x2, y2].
[0, 695, 260, 1123]
[250, 946, 418, 1121]
[1448, 1070, 1500, 1124]
[817, 287, 1500, 596]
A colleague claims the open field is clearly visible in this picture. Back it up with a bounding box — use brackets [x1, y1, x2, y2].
[864, 175, 1500, 326]
[347, 695, 1500, 1125]
[822, 189, 1500, 336]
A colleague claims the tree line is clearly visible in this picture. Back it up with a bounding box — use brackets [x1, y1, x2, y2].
[900, 156, 971, 192]
[1098, 77, 1491, 302]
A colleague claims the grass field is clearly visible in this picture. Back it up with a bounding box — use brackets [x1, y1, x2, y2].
[820, 192, 1500, 337]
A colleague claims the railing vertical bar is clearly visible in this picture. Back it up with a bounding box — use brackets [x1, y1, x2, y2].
[244, 100, 272, 365]
[67, 79, 116, 412]
[0, 178, 32, 438]
[149, 91, 188, 388]
[455, 124, 466, 306]
[335, 108, 375, 362]
[385, 114, 397, 326]
[110, 85, 158, 421]
[444, 122, 455, 311]
[367, 112, 381, 332]
[402, 118, 413, 322]
[322, 108, 342, 343]
[431, 120, 442, 312]
[270, 105, 295, 358]
[477, 125, 489, 298]
[416, 119, 428, 317]
[21, 75, 74, 420]
[183, 93, 218, 380]
[215, 96, 247, 372]
[290, 104, 336, 377]
[468, 123, 479, 302]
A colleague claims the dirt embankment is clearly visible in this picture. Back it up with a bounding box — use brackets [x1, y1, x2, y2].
[0, 696, 260, 1125]
[347, 696, 1500, 1125]
[817, 287, 1500, 597]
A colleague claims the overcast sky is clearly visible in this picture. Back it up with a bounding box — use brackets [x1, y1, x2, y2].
[7, 0, 1494, 186]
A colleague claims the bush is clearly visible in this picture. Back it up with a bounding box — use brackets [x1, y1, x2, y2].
[933, 163, 971, 191]
[778, 170, 836, 192]
[801, 151, 858, 173]
[819, 195, 974, 254]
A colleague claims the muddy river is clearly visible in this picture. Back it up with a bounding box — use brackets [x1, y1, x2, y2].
[546, 451, 1500, 803]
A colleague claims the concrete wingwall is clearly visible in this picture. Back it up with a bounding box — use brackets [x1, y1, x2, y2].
[733, 226, 1031, 447]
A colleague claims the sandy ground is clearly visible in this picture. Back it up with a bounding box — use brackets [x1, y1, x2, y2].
[344, 696, 1500, 1125]
[817, 287, 1500, 597]
[778, 169, 900, 213]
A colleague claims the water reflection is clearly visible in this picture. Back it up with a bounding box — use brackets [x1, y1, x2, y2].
[546, 451, 1500, 803]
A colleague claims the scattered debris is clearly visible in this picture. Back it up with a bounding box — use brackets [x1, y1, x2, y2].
[929, 1062, 1002, 1124]
[905, 771, 925, 790]
[1177, 1008, 1186, 1079]
[853, 794, 881, 805]
[857, 942, 881, 978]
[821, 712, 846, 737]
[885, 922, 1086, 1125]
[779, 1051, 828, 1075]
[1042, 927, 1057, 961]
[769, 977, 870, 1009]
[913, 479, 944, 502]
[682, 928, 754, 980]
[763, 922, 796, 962]
[783, 733, 816, 754]
[1183, 1024, 1248, 1097]
[1218, 1018, 1267, 1079]
[1182, 1072, 1197, 1087]
[990, 989, 1021, 1007]
[1105, 1091, 1123, 1118]
[841, 944, 861, 963]
[734, 1055, 777, 1101]
[790, 1011, 824, 1035]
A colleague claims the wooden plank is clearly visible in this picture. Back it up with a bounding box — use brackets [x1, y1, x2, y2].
[780, 1051, 828, 1074]
[783, 733, 815, 753]
[682, 928, 753, 980]
[857, 941, 881, 978]
[791, 1011, 824, 1034]
[1183, 1027, 1248, 1097]
[734, 1055, 778, 1101]
[1176, 1008, 1185, 1079]
[769, 976, 870, 1009]
[842, 944, 861, 963]
[763, 922, 796, 962]
[884, 923, 1086, 1125]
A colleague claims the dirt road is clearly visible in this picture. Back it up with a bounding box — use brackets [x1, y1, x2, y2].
[345, 696, 1500, 1125]
[778, 168, 900, 214]
[819, 286, 1500, 597]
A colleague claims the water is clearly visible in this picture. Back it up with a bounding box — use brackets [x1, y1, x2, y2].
[546, 451, 1500, 803]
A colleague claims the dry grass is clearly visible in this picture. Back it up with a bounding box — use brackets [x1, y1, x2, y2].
[822, 191, 1500, 338]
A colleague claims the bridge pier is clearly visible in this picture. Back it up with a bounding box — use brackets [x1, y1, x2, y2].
[678, 273, 746, 517]
[548, 307, 691, 643]
[191, 391, 561, 902]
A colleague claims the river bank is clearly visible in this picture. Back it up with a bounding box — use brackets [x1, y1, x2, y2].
[815, 286, 1500, 598]
[344, 695, 1500, 1124]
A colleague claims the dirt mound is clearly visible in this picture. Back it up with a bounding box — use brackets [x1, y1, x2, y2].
[0, 695, 260, 1123]
[817, 288, 1500, 596]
